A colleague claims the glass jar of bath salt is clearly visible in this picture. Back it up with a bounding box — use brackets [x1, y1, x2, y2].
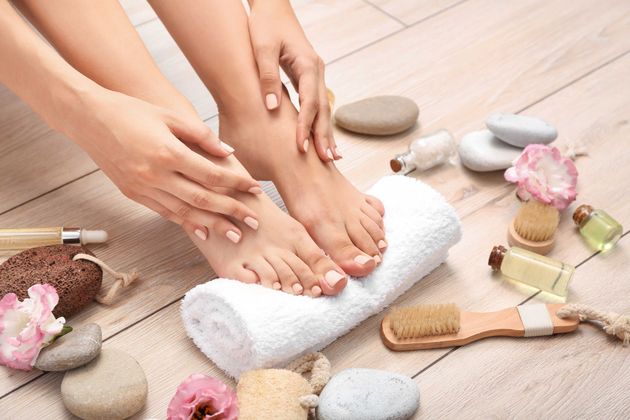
[488, 245, 575, 298]
[390, 129, 456, 174]
[573, 204, 623, 252]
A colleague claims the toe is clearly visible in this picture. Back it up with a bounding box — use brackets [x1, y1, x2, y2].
[360, 215, 387, 253]
[266, 254, 303, 295]
[362, 202, 384, 229]
[295, 237, 347, 295]
[245, 258, 278, 290]
[366, 195, 385, 216]
[228, 264, 259, 284]
[282, 252, 322, 297]
[347, 219, 381, 261]
[324, 230, 377, 278]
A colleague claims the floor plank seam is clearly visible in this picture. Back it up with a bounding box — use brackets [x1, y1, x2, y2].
[361, 0, 409, 27]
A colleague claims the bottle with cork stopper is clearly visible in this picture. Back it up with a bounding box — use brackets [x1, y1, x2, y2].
[390, 129, 456, 174]
[488, 245, 575, 298]
[573, 204, 622, 252]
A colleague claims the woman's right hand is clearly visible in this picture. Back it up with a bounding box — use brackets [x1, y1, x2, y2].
[64, 90, 261, 243]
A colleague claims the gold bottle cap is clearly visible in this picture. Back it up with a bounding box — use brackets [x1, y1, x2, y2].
[488, 245, 507, 271]
[573, 204, 594, 226]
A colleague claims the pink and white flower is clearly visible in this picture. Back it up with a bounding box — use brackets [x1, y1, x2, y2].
[505, 144, 578, 210]
[167, 373, 238, 420]
[0, 284, 66, 371]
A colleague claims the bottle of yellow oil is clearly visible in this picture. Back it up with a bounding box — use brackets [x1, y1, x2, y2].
[488, 245, 574, 298]
[573, 204, 623, 252]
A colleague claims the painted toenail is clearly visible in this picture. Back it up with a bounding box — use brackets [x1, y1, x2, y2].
[220, 141, 235, 154]
[273, 282, 282, 290]
[373, 255, 382, 264]
[292, 283, 304, 294]
[226, 230, 241, 243]
[244, 216, 259, 230]
[378, 240, 388, 250]
[265, 93, 278, 110]
[325, 270, 345, 287]
[248, 186, 263, 194]
[194, 229, 207, 241]
[326, 148, 334, 160]
[354, 254, 372, 265]
[311, 285, 322, 296]
[303, 139, 309, 153]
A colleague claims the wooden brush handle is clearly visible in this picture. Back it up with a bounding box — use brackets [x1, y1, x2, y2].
[381, 303, 579, 351]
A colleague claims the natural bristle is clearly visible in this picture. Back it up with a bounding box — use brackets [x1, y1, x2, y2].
[514, 201, 559, 241]
[388, 304, 461, 339]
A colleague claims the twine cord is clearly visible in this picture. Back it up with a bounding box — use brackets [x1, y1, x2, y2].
[285, 352, 331, 410]
[73, 253, 139, 305]
[557, 303, 630, 346]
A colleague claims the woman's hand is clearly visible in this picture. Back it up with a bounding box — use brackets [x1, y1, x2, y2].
[247, 0, 340, 162]
[65, 90, 262, 243]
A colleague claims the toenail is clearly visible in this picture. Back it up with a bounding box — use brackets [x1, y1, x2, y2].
[326, 148, 334, 160]
[325, 270, 345, 287]
[273, 282, 282, 290]
[194, 229, 207, 241]
[226, 230, 241, 243]
[311, 285, 322, 296]
[378, 240, 387, 250]
[292, 283, 304, 294]
[373, 255, 382, 264]
[244, 216, 259, 230]
[303, 139, 309, 153]
[354, 254, 372, 265]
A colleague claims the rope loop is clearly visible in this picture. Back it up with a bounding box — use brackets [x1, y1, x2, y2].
[286, 352, 331, 411]
[557, 303, 630, 346]
[73, 253, 140, 305]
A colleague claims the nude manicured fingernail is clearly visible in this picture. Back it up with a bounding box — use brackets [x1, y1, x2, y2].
[220, 141, 235, 154]
[325, 270, 345, 287]
[354, 254, 372, 265]
[326, 148, 334, 160]
[273, 282, 282, 290]
[194, 229, 207, 241]
[311, 285, 322, 296]
[303, 139, 309, 153]
[226, 230, 241, 243]
[292, 283, 304, 294]
[335, 147, 342, 158]
[378, 240, 387, 250]
[373, 255, 382, 264]
[265, 93, 278, 110]
[248, 186, 263, 194]
[244, 216, 259, 230]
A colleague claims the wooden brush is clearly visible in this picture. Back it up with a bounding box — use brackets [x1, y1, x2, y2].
[508, 200, 559, 255]
[381, 303, 579, 351]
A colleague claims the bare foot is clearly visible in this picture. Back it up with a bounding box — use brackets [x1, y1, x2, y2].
[219, 96, 386, 277]
[188, 154, 348, 297]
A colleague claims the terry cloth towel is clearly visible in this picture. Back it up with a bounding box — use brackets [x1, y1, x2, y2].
[181, 175, 461, 378]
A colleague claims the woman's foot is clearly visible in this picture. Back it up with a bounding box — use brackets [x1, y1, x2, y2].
[218, 96, 386, 278]
[188, 154, 348, 297]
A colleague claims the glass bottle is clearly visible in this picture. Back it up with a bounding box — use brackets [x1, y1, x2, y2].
[390, 129, 456, 173]
[488, 245, 575, 298]
[573, 204, 623, 252]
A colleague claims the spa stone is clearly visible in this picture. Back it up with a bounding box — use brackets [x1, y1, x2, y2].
[35, 323, 102, 371]
[61, 348, 147, 420]
[334, 95, 419, 135]
[317, 368, 420, 420]
[486, 113, 557, 148]
[0, 245, 102, 318]
[458, 129, 522, 172]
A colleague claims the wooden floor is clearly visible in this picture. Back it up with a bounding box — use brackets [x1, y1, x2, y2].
[1, 0, 629, 418]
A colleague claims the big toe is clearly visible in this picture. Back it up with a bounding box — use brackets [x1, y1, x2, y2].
[319, 230, 377, 278]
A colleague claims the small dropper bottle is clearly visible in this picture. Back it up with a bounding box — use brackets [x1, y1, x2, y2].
[573, 205, 623, 252]
[0, 227, 108, 252]
[488, 245, 575, 298]
[390, 129, 456, 174]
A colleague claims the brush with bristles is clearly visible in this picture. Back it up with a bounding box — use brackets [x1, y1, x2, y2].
[381, 303, 579, 351]
[508, 200, 559, 255]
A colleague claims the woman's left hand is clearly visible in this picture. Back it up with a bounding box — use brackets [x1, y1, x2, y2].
[248, 0, 340, 162]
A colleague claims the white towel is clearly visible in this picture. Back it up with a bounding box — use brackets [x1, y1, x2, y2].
[181, 175, 461, 378]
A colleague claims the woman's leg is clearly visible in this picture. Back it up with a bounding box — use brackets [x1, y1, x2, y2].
[149, 0, 386, 277]
[13, 0, 347, 296]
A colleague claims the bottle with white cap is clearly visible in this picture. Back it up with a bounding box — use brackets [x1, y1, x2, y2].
[0, 227, 108, 252]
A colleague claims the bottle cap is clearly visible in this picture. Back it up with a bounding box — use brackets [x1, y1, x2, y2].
[488, 245, 507, 271]
[389, 152, 416, 174]
[80, 230, 109, 244]
[572, 204, 593, 226]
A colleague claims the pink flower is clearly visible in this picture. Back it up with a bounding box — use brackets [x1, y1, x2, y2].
[167, 373, 238, 420]
[505, 144, 578, 210]
[0, 284, 66, 370]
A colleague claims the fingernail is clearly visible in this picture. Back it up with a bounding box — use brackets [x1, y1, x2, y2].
[325, 270, 345, 287]
[194, 229, 207, 241]
[265, 93, 278, 110]
[220, 141, 235, 154]
[311, 285, 322, 296]
[354, 254, 372, 265]
[378, 240, 387, 250]
[244, 216, 259, 230]
[226, 230, 241, 243]
[273, 282, 282, 290]
[292, 283, 304, 294]
[303, 139, 309, 153]
[248, 186, 263, 194]
[335, 147, 342, 159]
[373, 255, 382, 264]
[326, 148, 334, 161]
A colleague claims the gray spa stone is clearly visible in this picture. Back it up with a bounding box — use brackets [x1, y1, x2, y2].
[35, 323, 102, 371]
[317, 368, 420, 420]
[486, 113, 557, 148]
[61, 348, 147, 420]
[334, 95, 419, 135]
[458, 129, 522, 172]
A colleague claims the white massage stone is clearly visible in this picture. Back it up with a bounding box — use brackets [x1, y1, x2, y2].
[317, 368, 420, 420]
[486, 113, 557, 148]
[458, 129, 522, 172]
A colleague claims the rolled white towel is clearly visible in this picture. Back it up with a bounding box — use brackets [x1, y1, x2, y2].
[181, 175, 461, 378]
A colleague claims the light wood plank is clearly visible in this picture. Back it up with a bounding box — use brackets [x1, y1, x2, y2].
[368, 0, 462, 25]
